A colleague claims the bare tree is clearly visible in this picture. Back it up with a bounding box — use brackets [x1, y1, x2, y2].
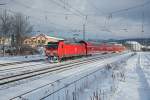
[11, 13, 32, 54]
[0, 9, 12, 56]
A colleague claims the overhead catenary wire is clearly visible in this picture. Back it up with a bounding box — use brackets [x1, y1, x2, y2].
[8, 0, 87, 32]
[6, 1, 147, 24]
[110, 1, 150, 15]
[50, 0, 104, 26]
[3, 0, 150, 17]
[48, 0, 150, 36]
[48, 0, 83, 16]
[8, 0, 87, 33]
[95, 1, 149, 34]
[0, 8, 77, 34]
[5, 0, 77, 16]
[1, 0, 150, 37]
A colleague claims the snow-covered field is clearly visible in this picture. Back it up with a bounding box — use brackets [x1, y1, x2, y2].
[0, 52, 150, 100]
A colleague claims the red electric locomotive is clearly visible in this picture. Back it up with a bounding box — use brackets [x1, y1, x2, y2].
[45, 40, 87, 62]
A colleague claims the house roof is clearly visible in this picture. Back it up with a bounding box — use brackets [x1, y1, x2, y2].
[35, 33, 64, 41]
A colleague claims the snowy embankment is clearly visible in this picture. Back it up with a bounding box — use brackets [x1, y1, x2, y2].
[0, 53, 132, 100]
[0, 55, 46, 64]
[113, 52, 150, 100]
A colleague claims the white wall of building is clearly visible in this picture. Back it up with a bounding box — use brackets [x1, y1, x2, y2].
[125, 41, 141, 51]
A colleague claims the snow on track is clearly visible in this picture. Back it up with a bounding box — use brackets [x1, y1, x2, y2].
[0, 53, 120, 89]
[0, 53, 118, 80]
[0, 55, 46, 64]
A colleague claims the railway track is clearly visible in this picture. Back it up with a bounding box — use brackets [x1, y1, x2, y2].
[0, 58, 45, 67]
[0, 53, 118, 86]
[8, 53, 131, 100]
[0, 62, 49, 74]
[145, 54, 150, 61]
[0, 53, 111, 70]
[0, 53, 117, 76]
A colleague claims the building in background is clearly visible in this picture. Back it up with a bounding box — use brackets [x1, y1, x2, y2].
[0, 37, 11, 46]
[0, 36, 11, 51]
[23, 33, 64, 47]
[125, 41, 141, 51]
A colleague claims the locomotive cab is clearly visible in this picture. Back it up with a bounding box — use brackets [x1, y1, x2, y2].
[45, 42, 59, 62]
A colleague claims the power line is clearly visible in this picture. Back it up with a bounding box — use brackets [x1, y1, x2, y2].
[7, 0, 85, 32]
[4, 0, 130, 33]
[6, 0, 78, 16]
[86, 0, 106, 15]
[0, 8, 75, 32]
[49, 0, 105, 36]
[86, 0, 150, 34]
[58, 0, 85, 16]
[82, 0, 150, 17]
[4, 0, 150, 17]
[2, 0, 149, 35]
[49, 0, 82, 16]
[110, 1, 150, 15]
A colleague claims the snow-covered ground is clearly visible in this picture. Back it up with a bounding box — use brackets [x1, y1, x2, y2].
[0, 54, 115, 78]
[0, 55, 46, 64]
[0, 53, 116, 65]
[0, 53, 131, 100]
[113, 52, 150, 100]
[0, 53, 119, 80]
[0, 52, 150, 100]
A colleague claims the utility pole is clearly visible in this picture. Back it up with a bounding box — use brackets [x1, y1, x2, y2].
[141, 10, 144, 46]
[83, 24, 85, 41]
[141, 11, 144, 33]
[83, 15, 87, 41]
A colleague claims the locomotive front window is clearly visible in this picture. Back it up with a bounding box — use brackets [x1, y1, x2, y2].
[46, 42, 58, 49]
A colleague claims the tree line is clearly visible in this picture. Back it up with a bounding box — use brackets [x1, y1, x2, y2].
[0, 9, 33, 56]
